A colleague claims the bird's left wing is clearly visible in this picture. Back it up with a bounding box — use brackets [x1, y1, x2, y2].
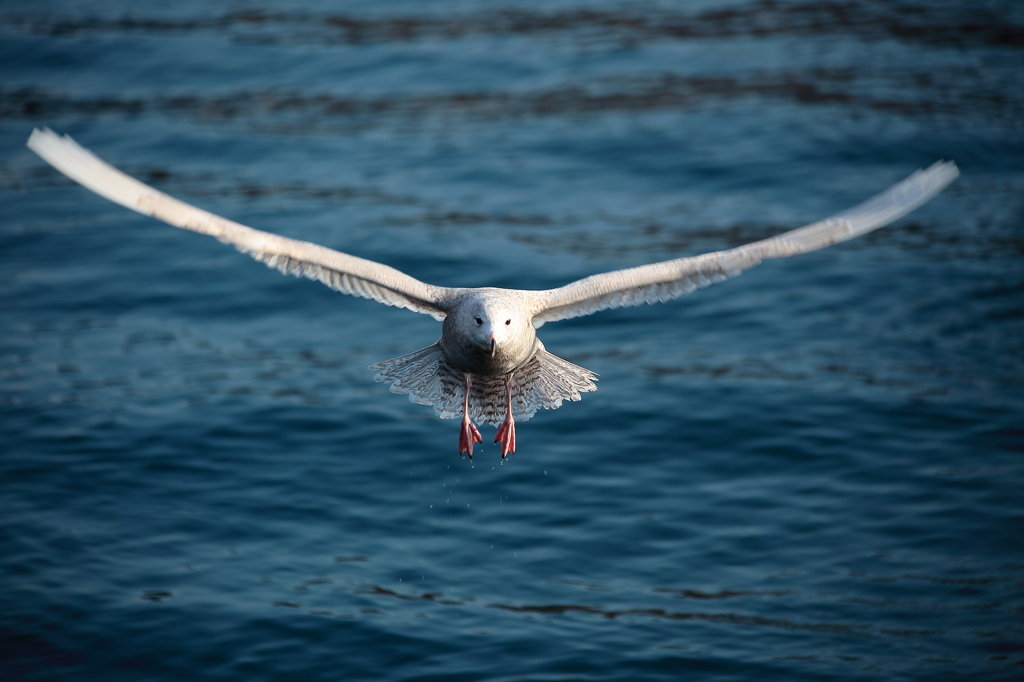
[27, 128, 451, 320]
[532, 161, 958, 326]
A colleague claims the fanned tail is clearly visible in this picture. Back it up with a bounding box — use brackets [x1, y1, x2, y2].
[497, 343, 598, 424]
[370, 343, 447, 407]
[370, 341, 598, 426]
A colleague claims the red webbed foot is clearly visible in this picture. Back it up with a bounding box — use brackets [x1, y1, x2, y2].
[494, 415, 516, 458]
[458, 373, 482, 458]
[459, 414, 482, 458]
[494, 373, 517, 459]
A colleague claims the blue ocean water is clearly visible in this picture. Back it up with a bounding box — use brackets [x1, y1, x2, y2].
[2, 1, 1023, 680]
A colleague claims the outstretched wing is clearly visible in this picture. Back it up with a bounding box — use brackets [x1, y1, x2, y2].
[27, 128, 451, 320]
[534, 161, 958, 325]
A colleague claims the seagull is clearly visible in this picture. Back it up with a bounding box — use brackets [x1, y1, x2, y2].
[27, 128, 958, 459]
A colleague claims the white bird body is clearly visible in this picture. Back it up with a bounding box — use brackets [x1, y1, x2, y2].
[440, 288, 540, 377]
[27, 128, 958, 458]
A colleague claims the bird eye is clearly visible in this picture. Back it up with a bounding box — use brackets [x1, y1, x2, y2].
[505, 319, 511, 325]
[475, 317, 482, 325]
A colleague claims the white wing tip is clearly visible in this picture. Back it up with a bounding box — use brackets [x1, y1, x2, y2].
[923, 159, 959, 185]
[898, 159, 961, 214]
[26, 127, 106, 183]
[27, 126, 66, 156]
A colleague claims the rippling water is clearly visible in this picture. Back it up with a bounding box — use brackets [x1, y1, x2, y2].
[2, 1, 1023, 680]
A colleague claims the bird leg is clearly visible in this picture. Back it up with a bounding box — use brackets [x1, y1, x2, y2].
[494, 373, 516, 458]
[458, 374, 482, 458]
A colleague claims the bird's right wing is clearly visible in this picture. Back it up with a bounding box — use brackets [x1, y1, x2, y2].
[533, 161, 958, 326]
[27, 128, 451, 320]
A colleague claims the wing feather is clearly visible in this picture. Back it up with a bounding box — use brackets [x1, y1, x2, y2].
[534, 161, 958, 325]
[27, 128, 450, 320]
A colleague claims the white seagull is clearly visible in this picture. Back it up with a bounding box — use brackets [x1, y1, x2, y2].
[27, 128, 958, 459]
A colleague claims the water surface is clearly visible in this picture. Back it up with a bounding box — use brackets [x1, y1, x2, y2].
[2, 1, 1023, 680]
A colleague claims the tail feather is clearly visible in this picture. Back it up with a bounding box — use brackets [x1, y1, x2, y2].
[370, 343, 446, 407]
[370, 341, 597, 426]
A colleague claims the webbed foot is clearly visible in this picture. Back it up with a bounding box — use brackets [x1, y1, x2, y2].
[459, 414, 483, 458]
[495, 415, 516, 458]
[494, 372, 516, 458]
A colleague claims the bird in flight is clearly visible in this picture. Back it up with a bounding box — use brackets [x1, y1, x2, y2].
[28, 128, 958, 459]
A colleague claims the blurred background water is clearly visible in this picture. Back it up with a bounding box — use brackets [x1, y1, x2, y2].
[1, 1, 1023, 680]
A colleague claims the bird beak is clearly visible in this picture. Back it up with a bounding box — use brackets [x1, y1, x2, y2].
[486, 331, 497, 357]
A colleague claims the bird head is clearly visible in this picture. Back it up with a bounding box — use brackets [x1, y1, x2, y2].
[464, 297, 520, 357]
